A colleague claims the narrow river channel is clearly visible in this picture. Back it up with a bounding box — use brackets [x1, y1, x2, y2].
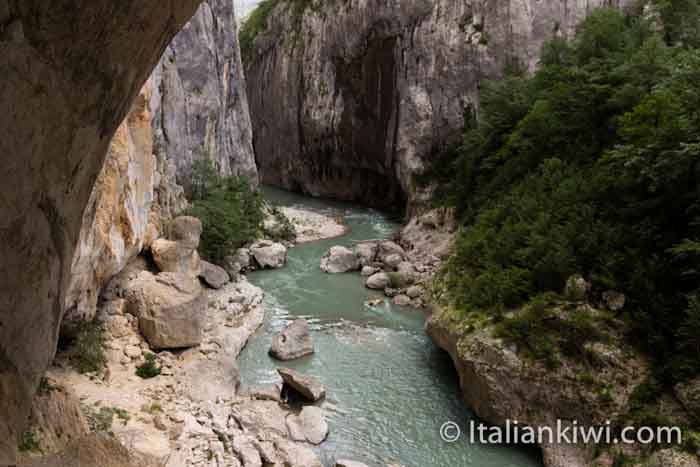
[238, 187, 543, 467]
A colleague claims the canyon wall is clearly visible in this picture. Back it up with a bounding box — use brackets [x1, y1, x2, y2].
[0, 1, 203, 463]
[63, 0, 257, 331]
[245, 0, 631, 213]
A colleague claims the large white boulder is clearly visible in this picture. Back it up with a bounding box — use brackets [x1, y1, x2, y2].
[124, 271, 205, 349]
[270, 319, 314, 361]
[366, 272, 391, 290]
[251, 240, 287, 269]
[320, 246, 360, 273]
[277, 368, 326, 402]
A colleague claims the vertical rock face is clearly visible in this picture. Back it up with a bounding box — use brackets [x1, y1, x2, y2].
[63, 0, 258, 330]
[245, 0, 631, 212]
[150, 0, 258, 190]
[0, 1, 203, 463]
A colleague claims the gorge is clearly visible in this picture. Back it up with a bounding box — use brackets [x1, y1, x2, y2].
[1, 1, 699, 467]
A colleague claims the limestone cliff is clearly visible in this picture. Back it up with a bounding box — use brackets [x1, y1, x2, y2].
[63, 0, 258, 331]
[245, 0, 631, 212]
[150, 0, 258, 190]
[0, 1, 203, 463]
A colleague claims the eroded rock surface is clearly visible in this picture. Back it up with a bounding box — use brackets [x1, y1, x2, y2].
[246, 0, 632, 211]
[0, 2, 202, 462]
[270, 319, 315, 361]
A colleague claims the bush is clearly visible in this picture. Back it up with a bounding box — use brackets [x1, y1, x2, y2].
[136, 353, 161, 379]
[239, 0, 279, 63]
[428, 5, 700, 383]
[19, 430, 40, 453]
[187, 159, 264, 264]
[69, 321, 106, 374]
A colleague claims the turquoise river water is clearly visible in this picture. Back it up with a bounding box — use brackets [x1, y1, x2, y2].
[238, 187, 543, 467]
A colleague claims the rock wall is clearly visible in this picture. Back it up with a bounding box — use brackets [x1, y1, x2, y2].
[245, 0, 631, 212]
[63, 0, 258, 331]
[0, 1, 203, 463]
[150, 0, 258, 190]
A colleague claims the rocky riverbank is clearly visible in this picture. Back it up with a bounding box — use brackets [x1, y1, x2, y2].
[17, 204, 355, 467]
[426, 301, 700, 467]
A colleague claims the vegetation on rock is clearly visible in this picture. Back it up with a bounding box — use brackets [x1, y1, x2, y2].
[425, 4, 700, 386]
[135, 353, 161, 379]
[187, 158, 264, 264]
[66, 321, 107, 374]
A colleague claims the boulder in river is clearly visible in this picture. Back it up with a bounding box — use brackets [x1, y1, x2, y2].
[278, 368, 326, 402]
[198, 260, 230, 289]
[361, 266, 380, 276]
[383, 253, 403, 269]
[320, 246, 360, 273]
[270, 319, 314, 360]
[365, 272, 391, 290]
[377, 241, 405, 263]
[354, 242, 378, 266]
[406, 285, 423, 299]
[286, 406, 328, 445]
[251, 240, 287, 269]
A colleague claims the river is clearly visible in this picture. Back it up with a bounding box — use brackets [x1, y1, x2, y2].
[238, 187, 542, 467]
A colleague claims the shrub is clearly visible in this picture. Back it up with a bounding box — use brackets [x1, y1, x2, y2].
[239, 0, 279, 63]
[427, 6, 700, 383]
[18, 430, 40, 453]
[136, 353, 161, 379]
[387, 272, 406, 289]
[69, 321, 106, 374]
[187, 159, 264, 264]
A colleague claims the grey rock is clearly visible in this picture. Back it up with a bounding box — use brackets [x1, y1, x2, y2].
[240, 384, 282, 402]
[199, 260, 230, 289]
[0, 2, 202, 462]
[251, 240, 288, 269]
[278, 368, 326, 402]
[167, 216, 202, 250]
[150, 0, 258, 191]
[406, 285, 423, 299]
[361, 266, 380, 277]
[270, 319, 315, 361]
[383, 253, 404, 269]
[151, 238, 202, 276]
[366, 272, 391, 290]
[354, 242, 378, 266]
[320, 246, 360, 273]
[377, 241, 406, 263]
[286, 406, 329, 445]
[125, 271, 206, 349]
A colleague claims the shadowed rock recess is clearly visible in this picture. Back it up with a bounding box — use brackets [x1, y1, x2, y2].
[0, 1, 202, 463]
[245, 0, 632, 213]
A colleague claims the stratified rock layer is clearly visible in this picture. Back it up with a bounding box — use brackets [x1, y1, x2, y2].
[246, 0, 631, 212]
[0, 2, 202, 462]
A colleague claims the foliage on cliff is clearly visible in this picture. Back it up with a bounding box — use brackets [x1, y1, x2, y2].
[239, 0, 317, 63]
[430, 5, 700, 384]
[187, 159, 264, 263]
